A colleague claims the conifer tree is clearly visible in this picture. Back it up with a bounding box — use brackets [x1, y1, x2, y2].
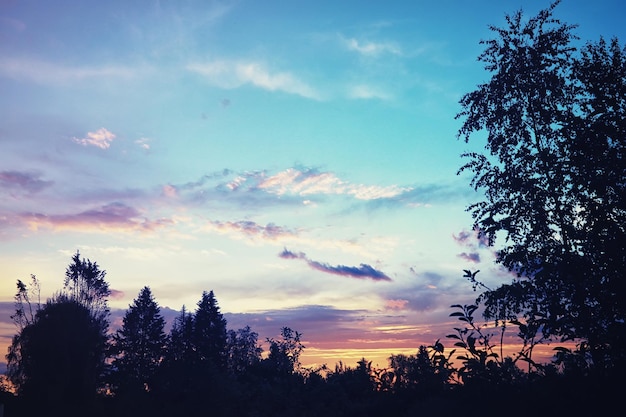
[193, 290, 228, 370]
[111, 286, 167, 394]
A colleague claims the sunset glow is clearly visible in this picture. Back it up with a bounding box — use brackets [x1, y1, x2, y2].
[1, 0, 624, 374]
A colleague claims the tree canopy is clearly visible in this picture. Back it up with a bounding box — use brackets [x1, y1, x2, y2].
[456, 0, 626, 368]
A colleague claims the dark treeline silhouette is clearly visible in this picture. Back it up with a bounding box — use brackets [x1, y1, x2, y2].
[1, 258, 621, 416]
[2, 1, 625, 415]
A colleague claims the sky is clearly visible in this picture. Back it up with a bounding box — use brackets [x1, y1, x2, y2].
[1, 0, 625, 371]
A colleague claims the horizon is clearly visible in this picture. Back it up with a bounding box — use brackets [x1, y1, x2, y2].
[1, 0, 625, 372]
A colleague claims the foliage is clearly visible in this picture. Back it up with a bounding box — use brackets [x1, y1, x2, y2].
[4, 257, 623, 416]
[6, 252, 112, 415]
[10, 275, 40, 331]
[63, 250, 111, 321]
[456, 0, 626, 369]
[226, 325, 262, 376]
[6, 295, 109, 415]
[447, 302, 527, 387]
[388, 342, 454, 395]
[265, 327, 305, 376]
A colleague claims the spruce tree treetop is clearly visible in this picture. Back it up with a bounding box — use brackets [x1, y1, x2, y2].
[193, 290, 228, 369]
[111, 286, 167, 394]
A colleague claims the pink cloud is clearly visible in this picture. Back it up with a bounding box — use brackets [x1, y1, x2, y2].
[385, 299, 409, 310]
[73, 128, 116, 149]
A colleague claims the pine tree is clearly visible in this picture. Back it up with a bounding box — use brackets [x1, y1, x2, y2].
[193, 290, 228, 370]
[111, 286, 167, 394]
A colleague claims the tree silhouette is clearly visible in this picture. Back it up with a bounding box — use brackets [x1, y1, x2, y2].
[265, 327, 305, 376]
[193, 290, 228, 371]
[456, 0, 626, 369]
[6, 295, 109, 415]
[5, 252, 112, 415]
[111, 286, 167, 395]
[226, 325, 262, 376]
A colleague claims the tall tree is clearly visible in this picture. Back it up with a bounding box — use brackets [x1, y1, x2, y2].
[111, 286, 167, 394]
[6, 252, 111, 413]
[6, 297, 109, 415]
[456, 0, 626, 367]
[193, 290, 228, 370]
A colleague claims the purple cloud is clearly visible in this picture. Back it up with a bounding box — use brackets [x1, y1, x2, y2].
[453, 228, 489, 248]
[0, 170, 53, 193]
[458, 252, 481, 263]
[210, 220, 296, 240]
[279, 248, 391, 282]
[19, 202, 171, 233]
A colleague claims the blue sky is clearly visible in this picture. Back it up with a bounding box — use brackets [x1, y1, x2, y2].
[1, 0, 625, 368]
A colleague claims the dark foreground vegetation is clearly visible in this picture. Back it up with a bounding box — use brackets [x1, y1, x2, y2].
[2, 1, 625, 416]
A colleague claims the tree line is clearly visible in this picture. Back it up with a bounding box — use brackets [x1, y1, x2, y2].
[2, 1, 625, 415]
[1, 253, 620, 416]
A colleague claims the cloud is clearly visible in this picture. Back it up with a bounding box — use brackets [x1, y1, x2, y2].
[258, 168, 411, 200]
[109, 289, 125, 300]
[135, 137, 151, 151]
[458, 252, 480, 263]
[279, 248, 391, 282]
[207, 220, 297, 241]
[452, 228, 489, 248]
[0, 170, 53, 194]
[187, 60, 321, 100]
[385, 299, 409, 311]
[348, 84, 392, 100]
[453, 228, 490, 264]
[343, 37, 402, 56]
[73, 128, 116, 149]
[19, 202, 172, 233]
[164, 168, 416, 212]
[0, 58, 142, 84]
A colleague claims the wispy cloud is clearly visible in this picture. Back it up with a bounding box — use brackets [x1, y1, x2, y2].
[348, 84, 392, 100]
[0, 58, 143, 84]
[73, 128, 116, 150]
[163, 168, 414, 209]
[0, 170, 53, 194]
[19, 202, 171, 233]
[258, 168, 411, 200]
[205, 220, 297, 241]
[135, 137, 151, 151]
[342, 36, 402, 56]
[187, 60, 321, 100]
[279, 248, 391, 282]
